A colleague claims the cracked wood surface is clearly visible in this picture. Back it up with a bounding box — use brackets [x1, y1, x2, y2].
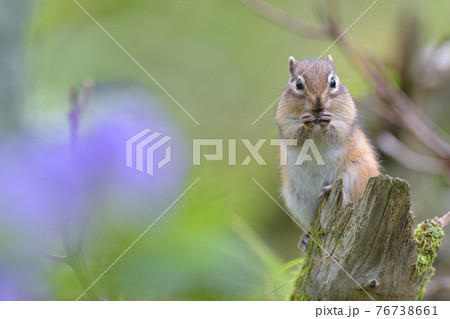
[292, 175, 423, 300]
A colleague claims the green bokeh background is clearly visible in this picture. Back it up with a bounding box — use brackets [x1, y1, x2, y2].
[1, 0, 449, 300]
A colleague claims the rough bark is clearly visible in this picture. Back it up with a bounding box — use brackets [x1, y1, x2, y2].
[291, 175, 444, 301]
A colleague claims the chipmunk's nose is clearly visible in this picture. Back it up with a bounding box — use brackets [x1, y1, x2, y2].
[312, 96, 324, 111]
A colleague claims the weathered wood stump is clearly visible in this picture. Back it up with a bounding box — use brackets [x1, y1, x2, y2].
[290, 175, 445, 301]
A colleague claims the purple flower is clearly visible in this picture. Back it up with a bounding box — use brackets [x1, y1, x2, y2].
[0, 86, 190, 249]
[0, 260, 51, 301]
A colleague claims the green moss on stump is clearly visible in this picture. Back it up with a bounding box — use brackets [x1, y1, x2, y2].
[290, 200, 326, 301]
[289, 257, 311, 301]
[414, 220, 444, 300]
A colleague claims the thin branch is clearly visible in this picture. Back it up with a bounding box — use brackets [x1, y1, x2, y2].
[240, 0, 329, 39]
[434, 211, 450, 229]
[376, 131, 443, 174]
[362, 49, 450, 160]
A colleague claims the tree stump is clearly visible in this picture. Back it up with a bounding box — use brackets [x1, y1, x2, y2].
[290, 175, 445, 301]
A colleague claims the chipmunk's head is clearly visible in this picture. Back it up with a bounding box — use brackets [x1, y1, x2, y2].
[276, 55, 356, 139]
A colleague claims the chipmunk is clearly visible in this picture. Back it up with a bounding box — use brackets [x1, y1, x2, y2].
[276, 55, 380, 247]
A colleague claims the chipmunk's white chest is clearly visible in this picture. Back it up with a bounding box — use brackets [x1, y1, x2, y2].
[282, 141, 345, 229]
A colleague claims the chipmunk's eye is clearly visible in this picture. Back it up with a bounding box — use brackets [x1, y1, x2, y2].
[296, 78, 304, 90]
[329, 77, 337, 89]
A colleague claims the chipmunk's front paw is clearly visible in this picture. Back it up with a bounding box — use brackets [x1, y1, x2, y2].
[318, 110, 332, 126]
[319, 184, 333, 201]
[300, 113, 315, 127]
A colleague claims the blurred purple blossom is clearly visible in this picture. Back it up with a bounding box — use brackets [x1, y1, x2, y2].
[0, 86, 190, 282]
[0, 265, 51, 301]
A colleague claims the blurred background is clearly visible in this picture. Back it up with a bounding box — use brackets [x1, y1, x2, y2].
[0, 0, 449, 300]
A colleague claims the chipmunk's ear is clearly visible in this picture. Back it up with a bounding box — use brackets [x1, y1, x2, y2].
[327, 55, 335, 69]
[289, 56, 298, 82]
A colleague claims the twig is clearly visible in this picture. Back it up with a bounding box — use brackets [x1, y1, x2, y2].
[434, 212, 450, 229]
[362, 49, 450, 161]
[376, 131, 443, 174]
[240, 0, 328, 39]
